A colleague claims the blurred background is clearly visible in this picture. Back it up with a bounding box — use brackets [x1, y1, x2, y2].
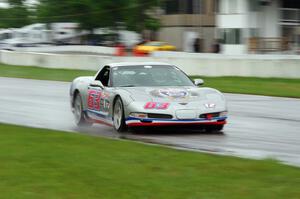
[0, 0, 300, 55]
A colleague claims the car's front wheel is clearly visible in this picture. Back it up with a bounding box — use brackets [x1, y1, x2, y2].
[73, 93, 91, 126]
[113, 97, 127, 132]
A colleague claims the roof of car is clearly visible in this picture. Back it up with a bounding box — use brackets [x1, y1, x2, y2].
[108, 62, 172, 68]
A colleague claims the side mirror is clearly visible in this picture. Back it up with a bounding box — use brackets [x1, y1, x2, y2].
[194, 79, 204, 86]
[89, 80, 104, 88]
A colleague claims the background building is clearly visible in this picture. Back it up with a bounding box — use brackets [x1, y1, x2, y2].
[217, 0, 300, 54]
[158, 0, 216, 52]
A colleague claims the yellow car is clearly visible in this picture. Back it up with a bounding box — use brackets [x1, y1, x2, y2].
[134, 41, 176, 55]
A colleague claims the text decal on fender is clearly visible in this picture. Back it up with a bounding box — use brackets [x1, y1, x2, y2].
[144, 102, 170, 109]
[88, 90, 110, 112]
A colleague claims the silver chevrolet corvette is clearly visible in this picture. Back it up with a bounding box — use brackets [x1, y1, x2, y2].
[70, 62, 227, 132]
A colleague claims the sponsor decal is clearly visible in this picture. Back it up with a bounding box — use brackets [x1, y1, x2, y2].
[144, 102, 170, 109]
[88, 90, 110, 112]
[150, 89, 189, 99]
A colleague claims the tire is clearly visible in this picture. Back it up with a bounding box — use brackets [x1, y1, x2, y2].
[73, 93, 92, 126]
[113, 97, 127, 132]
[205, 125, 224, 133]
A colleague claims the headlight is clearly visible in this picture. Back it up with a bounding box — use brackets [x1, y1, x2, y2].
[129, 112, 148, 118]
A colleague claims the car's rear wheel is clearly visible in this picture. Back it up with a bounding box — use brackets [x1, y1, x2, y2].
[74, 93, 91, 126]
[113, 97, 127, 132]
[205, 125, 224, 133]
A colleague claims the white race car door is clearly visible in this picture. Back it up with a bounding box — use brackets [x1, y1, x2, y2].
[86, 66, 112, 126]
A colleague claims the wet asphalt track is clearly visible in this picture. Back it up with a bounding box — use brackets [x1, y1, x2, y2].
[0, 77, 299, 166]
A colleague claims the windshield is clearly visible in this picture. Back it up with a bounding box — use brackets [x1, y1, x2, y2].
[112, 65, 194, 87]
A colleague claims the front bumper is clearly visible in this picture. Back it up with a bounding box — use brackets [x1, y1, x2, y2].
[125, 117, 227, 127]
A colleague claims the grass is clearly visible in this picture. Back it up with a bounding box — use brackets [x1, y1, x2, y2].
[1, 63, 300, 98]
[0, 63, 94, 82]
[0, 123, 300, 199]
[192, 76, 300, 98]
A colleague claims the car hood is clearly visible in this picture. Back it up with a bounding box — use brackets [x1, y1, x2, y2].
[121, 86, 224, 102]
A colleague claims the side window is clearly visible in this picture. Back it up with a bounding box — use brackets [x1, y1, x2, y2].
[95, 66, 110, 86]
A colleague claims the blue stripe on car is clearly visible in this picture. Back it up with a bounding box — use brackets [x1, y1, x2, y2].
[125, 116, 227, 122]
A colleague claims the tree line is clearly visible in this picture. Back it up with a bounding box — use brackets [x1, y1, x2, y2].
[0, 0, 161, 33]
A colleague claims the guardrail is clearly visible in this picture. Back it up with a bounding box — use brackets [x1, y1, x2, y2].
[10, 45, 116, 55]
[1, 50, 300, 78]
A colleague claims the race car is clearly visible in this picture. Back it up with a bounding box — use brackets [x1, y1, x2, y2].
[133, 41, 176, 55]
[70, 62, 227, 132]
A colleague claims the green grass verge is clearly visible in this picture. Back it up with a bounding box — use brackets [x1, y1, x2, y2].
[0, 63, 94, 82]
[0, 123, 300, 199]
[192, 76, 300, 98]
[1, 63, 300, 98]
